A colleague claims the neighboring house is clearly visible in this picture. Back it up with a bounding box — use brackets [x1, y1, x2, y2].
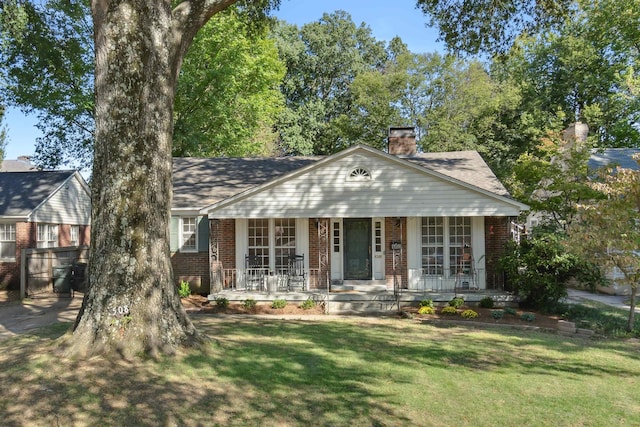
[170, 127, 528, 295]
[0, 170, 92, 289]
[588, 148, 640, 296]
[0, 156, 38, 172]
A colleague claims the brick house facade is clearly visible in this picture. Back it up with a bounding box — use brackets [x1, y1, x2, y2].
[0, 171, 92, 290]
[170, 137, 527, 295]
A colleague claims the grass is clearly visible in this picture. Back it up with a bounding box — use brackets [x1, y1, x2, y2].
[557, 299, 640, 338]
[0, 316, 639, 426]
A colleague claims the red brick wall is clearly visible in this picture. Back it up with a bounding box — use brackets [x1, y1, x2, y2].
[1, 222, 90, 290]
[0, 222, 36, 289]
[59, 224, 71, 247]
[80, 225, 91, 246]
[171, 252, 210, 294]
[219, 219, 235, 270]
[308, 220, 319, 269]
[484, 217, 512, 289]
[385, 217, 407, 288]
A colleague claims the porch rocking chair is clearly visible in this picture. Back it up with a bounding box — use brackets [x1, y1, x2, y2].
[245, 255, 266, 291]
[287, 254, 306, 292]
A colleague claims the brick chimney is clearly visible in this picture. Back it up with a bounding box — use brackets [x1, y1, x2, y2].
[562, 122, 589, 144]
[388, 126, 416, 156]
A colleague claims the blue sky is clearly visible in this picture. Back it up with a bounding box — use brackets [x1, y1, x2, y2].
[3, 0, 443, 161]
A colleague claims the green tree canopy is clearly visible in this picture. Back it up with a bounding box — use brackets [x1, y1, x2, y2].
[416, 0, 573, 55]
[0, 0, 283, 169]
[173, 6, 285, 157]
[570, 156, 640, 331]
[273, 11, 388, 155]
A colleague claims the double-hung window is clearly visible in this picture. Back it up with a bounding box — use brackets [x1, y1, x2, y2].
[248, 218, 296, 271]
[180, 217, 198, 252]
[0, 223, 16, 259]
[274, 218, 296, 273]
[70, 225, 80, 246]
[421, 217, 472, 276]
[248, 219, 270, 268]
[37, 224, 58, 248]
[421, 217, 444, 275]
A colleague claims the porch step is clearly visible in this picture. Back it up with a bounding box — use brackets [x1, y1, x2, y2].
[331, 280, 389, 293]
[328, 300, 397, 314]
[327, 292, 398, 314]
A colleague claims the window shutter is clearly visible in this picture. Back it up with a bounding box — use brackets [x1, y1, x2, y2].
[170, 217, 179, 252]
[198, 216, 209, 252]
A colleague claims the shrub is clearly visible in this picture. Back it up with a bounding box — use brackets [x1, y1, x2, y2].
[521, 312, 536, 322]
[498, 233, 603, 309]
[479, 296, 495, 308]
[419, 299, 434, 308]
[418, 306, 435, 315]
[440, 306, 458, 315]
[271, 299, 287, 309]
[448, 297, 465, 308]
[504, 307, 517, 316]
[178, 280, 191, 298]
[243, 298, 257, 310]
[215, 297, 229, 308]
[301, 299, 317, 310]
[491, 310, 504, 320]
[461, 309, 478, 319]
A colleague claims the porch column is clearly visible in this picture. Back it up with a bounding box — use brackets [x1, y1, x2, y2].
[209, 219, 223, 293]
[317, 218, 330, 290]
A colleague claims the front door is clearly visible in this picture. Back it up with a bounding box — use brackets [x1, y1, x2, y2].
[343, 218, 372, 280]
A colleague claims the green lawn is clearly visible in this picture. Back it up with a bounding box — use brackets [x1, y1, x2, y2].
[0, 316, 639, 426]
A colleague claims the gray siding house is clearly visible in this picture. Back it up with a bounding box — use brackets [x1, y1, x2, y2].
[0, 170, 91, 289]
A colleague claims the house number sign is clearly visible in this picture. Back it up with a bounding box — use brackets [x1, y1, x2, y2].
[110, 305, 130, 317]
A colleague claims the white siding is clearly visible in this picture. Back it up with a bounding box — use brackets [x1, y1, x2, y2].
[31, 174, 91, 225]
[208, 151, 521, 219]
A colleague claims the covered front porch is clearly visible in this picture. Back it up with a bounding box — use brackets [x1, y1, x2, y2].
[207, 279, 517, 314]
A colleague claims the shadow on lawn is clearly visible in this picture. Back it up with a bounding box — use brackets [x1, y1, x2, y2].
[0, 317, 638, 426]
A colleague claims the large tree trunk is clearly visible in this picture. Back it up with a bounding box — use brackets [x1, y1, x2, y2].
[64, 0, 218, 358]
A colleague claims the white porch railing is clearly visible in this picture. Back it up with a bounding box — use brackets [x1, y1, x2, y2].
[220, 268, 325, 292]
[410, 268, 486, 293]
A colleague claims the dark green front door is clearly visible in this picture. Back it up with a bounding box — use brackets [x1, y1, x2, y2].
[344, 218, 372, 280]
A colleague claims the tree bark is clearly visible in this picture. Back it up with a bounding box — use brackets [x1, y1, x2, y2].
[65, 0, 238, 358]
[627, 285, 637, 332]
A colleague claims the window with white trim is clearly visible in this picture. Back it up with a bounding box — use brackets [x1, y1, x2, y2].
[347, 167, 371, 181]
[421, 217, 444, 275]
[70, 225, 80, 246]
[37, 224, 58, 248]
[449, 217, 472, 273]
[420, 217, 472, 276]
[180, 217, 198, 252]
[248, 218, 297, 271]
[248, 219, 270, 268]
[374, 221, 382, 252]
[0, 223, 16, 259]
[274, 218, 296, 273]
[333, 221, 340, 253]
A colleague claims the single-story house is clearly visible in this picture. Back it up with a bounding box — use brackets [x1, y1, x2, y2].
[0, 170, 92, 289]
[170, 127, 529, 295]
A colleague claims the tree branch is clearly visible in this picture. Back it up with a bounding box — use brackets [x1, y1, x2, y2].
[170, 0, 239, 85]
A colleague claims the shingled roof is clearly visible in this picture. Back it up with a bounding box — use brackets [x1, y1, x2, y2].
[588, 148, 640, 172]
[172, 148, 511, 210]
[172, 156, 321, 209]
[0, 170, 76, 216]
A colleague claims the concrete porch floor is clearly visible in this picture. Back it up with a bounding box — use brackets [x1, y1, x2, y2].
[208, 287, 517, 314]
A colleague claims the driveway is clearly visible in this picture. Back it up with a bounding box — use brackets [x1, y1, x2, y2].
[0, 294, 82, 341]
